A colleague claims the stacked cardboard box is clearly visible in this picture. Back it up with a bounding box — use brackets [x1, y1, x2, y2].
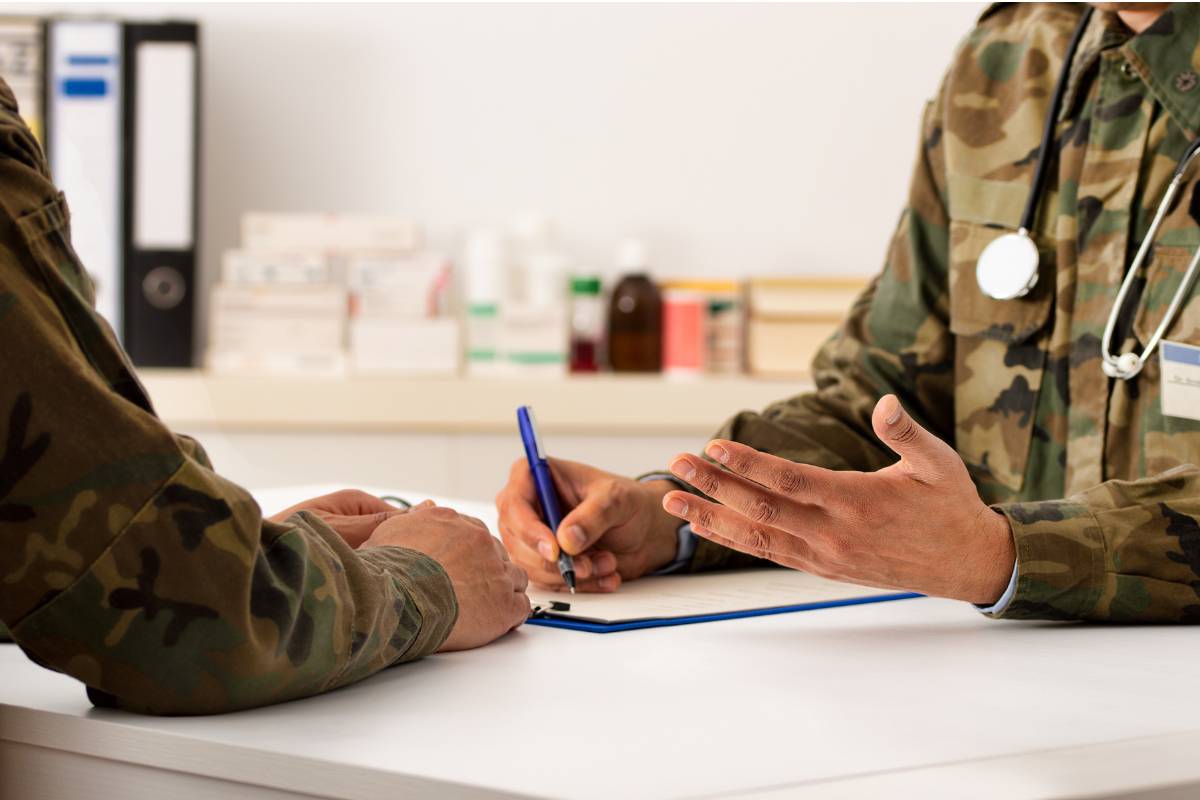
[208, 213, 460, 376]
[209, 249, 347, 376]
[348, 253, 459, 376]
[746, 278, 867, 377]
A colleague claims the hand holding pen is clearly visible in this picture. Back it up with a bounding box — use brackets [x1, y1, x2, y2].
[517, 406, 577, 592]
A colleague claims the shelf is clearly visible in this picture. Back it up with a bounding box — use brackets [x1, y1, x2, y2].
[138, 370, 814, 434]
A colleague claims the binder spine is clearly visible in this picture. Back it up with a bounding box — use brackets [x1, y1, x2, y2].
[121, 21, 200, 367]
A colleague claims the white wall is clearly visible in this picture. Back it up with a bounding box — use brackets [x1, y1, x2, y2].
[12, 2, 986, 501]
[19, 2, 982, 325]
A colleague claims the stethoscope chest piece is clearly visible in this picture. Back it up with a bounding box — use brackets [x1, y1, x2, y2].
[976, 229, 1041, 301]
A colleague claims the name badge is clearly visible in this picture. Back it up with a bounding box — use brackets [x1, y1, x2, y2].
[1161, 340, 1200, 422]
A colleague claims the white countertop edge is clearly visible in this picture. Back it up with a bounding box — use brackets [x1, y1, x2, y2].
[722, 728, 1200, 800]
[10, 699, 1200, 800]
[0, 703, 536, 800]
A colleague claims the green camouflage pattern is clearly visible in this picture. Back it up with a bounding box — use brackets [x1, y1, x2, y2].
[0, 81, 457, 713]
[691, 3, 1200, 622]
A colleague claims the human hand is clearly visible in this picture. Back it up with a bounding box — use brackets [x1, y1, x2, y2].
[495, 458, 681, 592]
[363, 504, 530, 651]
[661, 395, 1016, 605]
[269, 489, 410, 549]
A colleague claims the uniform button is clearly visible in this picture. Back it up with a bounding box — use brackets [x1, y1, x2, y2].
[1175, 70, 1198, 92]
[1120, 61, 1135, 79]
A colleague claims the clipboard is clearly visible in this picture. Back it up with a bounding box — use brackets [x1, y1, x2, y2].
[526, 569, 922, 633]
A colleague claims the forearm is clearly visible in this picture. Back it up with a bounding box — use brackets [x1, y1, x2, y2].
[9, 457, 457, 714]
[0, 158, 455, 711]
[987, 465, 1200, 622]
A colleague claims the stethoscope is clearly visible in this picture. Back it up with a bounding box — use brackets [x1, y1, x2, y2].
[975, 7, 1200, 380]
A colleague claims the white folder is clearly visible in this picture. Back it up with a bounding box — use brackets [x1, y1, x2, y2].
[46, 19, 123, 337]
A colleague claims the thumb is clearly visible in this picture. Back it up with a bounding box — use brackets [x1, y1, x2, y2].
[872, 394, 956, 479]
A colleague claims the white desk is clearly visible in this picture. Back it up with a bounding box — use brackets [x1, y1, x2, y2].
[4, 490, 1200, 799]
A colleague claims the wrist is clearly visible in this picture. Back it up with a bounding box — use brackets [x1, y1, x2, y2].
[641, 479, 685, 573]
[964, 506, 1017, 605]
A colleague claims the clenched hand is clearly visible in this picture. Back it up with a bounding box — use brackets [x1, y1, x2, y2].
[364, 504, 531, 651]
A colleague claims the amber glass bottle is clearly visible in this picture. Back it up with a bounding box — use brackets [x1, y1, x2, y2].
[607, 272, 662, 372]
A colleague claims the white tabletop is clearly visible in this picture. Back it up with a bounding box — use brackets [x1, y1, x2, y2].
[3, 488, 1200, 799]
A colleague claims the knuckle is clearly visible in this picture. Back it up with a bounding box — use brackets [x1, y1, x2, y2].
[891, 418, 920, 447]
[696, 507, 716, 531]
[775, 467, 808, 497]
[749, 498, 778, 525]
[695, 470, 722, 497]
[745, 526, 772, 553]
[466, 526, 494, 546]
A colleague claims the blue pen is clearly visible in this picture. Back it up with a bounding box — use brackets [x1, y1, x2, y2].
[517, 406, 576, 593]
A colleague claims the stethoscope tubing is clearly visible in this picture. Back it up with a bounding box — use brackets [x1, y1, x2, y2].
[985, 6, 1200, 381]
[1100, 142, 1200, 379]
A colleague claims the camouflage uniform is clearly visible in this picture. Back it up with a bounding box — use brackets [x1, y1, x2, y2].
[690, 3, 1200, 622]
[0, 80, 457, 713]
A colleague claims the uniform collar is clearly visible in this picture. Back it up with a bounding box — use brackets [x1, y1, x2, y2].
[1124, 3, 1200, 139]
[1058, 7, 1129, 124]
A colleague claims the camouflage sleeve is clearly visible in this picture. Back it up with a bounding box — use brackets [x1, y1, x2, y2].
[174, 432, 214, 470]
[986, 466, 1200, 622]
[686, 88, 954, 572]
[0, 111, 457, 714]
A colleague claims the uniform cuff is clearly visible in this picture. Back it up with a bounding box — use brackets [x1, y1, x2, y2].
[984, 498, 1106, 620]
[356, 546, 458, 661]
[975, 559, 1018, 614]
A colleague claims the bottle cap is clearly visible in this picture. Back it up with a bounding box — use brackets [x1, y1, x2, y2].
[615, 238, 649, 271]
[571, 276, 602, 294]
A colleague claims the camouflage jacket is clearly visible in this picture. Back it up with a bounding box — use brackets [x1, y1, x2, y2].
[692, 3, 1200, 622]
[0, 80, 457, 713]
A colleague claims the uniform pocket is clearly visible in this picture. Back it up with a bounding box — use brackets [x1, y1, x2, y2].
[14, 192, 96, 307]
[13, 193, 149, 408]
[948, 220, 1054, 495]
[1133, 245, 1200, 475]
[1132, 245, 1200, 347]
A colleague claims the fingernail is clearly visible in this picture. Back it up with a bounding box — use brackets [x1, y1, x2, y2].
[563, 524, 587, 551]
[665, 496, 688, 516]
[885, 398, 903, 426]
[706, 443, 729, 464]
[669, 457, 696, 481]
[538, 541, 556, 561]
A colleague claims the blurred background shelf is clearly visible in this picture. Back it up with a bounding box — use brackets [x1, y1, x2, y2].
[140, 369, 813, 435]
[139, 369, 814, 500]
